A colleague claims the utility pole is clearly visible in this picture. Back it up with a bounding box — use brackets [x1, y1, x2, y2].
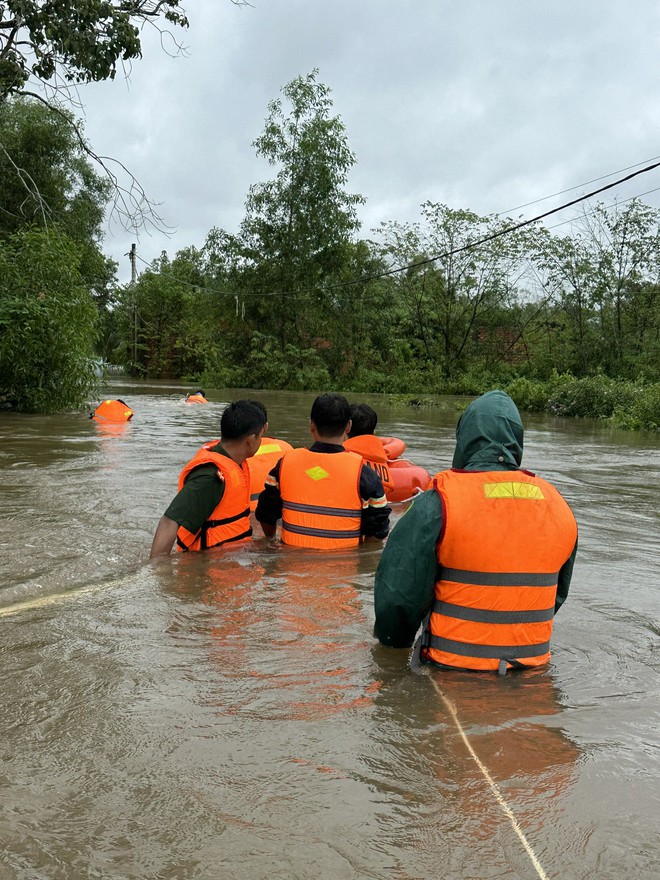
[129, 243, 137, 285]
[127, 243, 138, 376]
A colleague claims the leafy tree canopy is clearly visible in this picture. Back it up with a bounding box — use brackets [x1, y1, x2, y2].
[0, 1, 189, 101]
[0, 96, 116, 301]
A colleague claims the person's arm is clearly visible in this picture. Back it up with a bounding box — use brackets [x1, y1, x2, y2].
[149, 465, 224, 558]
[358, 463, 391, 539]
[555, 537, 578, 614]
[254, 460, 283, 537]
[374, 490, 442, 647]
[150, 515, 179, 558]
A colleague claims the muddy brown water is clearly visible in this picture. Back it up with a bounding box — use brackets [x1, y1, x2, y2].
[0, 381, 658, 879]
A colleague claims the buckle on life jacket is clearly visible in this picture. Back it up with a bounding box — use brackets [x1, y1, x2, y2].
[498, 658, 529, 676]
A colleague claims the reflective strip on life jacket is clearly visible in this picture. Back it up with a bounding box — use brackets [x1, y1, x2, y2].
[283, 500, 362, 517]
[432, 599, 556, 624]
[439, 567, 559, 587]
[423, 634, 551, 660]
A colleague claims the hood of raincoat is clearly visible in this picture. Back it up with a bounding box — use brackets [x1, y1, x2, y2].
[451, 390, 523, 471]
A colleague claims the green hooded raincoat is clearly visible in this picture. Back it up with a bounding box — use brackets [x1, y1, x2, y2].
[373, 390, 578, 650]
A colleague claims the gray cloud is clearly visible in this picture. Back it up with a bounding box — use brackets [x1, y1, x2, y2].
[72, 0, 660, 282]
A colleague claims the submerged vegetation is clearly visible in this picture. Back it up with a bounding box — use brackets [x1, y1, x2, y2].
[388, 373, 660, 432]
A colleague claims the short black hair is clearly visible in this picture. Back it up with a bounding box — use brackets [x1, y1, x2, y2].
[348, 403, 377, 437]
[310, 393, 351, 437]
[246, 399, 268, 421]
[221, 400, 266, 440]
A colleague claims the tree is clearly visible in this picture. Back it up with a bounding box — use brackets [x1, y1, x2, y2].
[239, 69, 365, 349]
[0, 228, 98, 412]
[0, 1, 189, 102]
[375, 204, 532, 378]
[0, 97, 116, 298]
[531, 200, 660, 378]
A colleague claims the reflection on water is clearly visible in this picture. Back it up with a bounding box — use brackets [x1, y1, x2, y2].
[0, 380, 658, 879]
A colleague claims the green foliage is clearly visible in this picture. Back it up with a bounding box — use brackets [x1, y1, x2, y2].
[240, 70, 364, 349]
[612, 384, 660, 430]
[0, 98, 116, 304]
[0, 228, 98, 412]
[0, 2, 188, 100]
[503, 372, 659, 431]
[374, 204, 535, 378]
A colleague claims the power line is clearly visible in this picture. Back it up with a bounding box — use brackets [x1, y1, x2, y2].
[128, 158, 660, 300]
[491, 153, 660, 218]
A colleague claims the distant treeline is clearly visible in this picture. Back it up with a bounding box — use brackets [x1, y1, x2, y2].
[1, 79, 658, 430]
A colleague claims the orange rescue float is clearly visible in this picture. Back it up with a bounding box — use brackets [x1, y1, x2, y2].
[386, 458, 432, 502]
[91, 399, 134, 422]
[375, 436, 431, 502]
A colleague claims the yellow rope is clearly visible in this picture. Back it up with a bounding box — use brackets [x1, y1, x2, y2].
[0, 574, 134, 618]
[428, 674, 550, 880]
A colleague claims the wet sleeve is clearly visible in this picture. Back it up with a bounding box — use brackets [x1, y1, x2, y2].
[374, 490, 442, 648]
[255, 459, 283, 525]
[359, 462, 391, 539]
[555, 537, 578, 614]
[164, 465, 224, 535]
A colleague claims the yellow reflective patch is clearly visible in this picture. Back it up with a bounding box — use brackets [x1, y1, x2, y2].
[305, 465, 330, 481]
[256, 443, 281, 455]
[484, 482, 544, 500]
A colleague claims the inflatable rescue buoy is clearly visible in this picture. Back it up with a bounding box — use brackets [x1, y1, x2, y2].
[185, 392, 208, 404]
[91, 399, 134, 422]
[386, 458, 432, 503]
[381, 436, 407, 461]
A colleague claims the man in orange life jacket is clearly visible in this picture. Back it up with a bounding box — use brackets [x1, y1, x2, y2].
[255, 393, 391, 549]
[374, 390, 578, 675]
[343, 403, 395, 496]
[149, 400, 266, 558]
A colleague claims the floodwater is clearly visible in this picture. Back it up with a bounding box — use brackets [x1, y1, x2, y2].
[0, 381, 658, 880]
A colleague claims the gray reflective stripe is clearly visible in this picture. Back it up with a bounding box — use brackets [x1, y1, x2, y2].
[438, 567, 558, 587]
[432, 601, 555, 624]
[282, 522, 361, 540]
[283, 500, 362, 518]
[424, 635, 551, 659]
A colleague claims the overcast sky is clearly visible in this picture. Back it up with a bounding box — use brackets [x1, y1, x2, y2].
[72, 0, 660, 284]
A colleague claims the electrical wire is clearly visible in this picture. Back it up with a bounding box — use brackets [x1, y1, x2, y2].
[128, 157, 660, 300]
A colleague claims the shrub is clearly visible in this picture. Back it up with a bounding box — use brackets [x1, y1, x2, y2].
[0, 229, 98, 413]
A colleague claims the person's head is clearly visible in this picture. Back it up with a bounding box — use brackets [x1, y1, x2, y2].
[310, 393, 351, 440]
[452, 390, 524, 471]
[246, 399, 268, 432]
[220, 400, 266, 462]
[348, 403, 378, 438]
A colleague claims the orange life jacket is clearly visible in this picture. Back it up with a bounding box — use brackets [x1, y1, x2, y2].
[247, 436, 294, 511]
[278, 447, 364, 549]
[185, 393, 207, 404]
[176, 444, 252, 551]
[423, 468, 577, 673]
[91, 399, 133, 422]
[343, 435, 394, 494]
